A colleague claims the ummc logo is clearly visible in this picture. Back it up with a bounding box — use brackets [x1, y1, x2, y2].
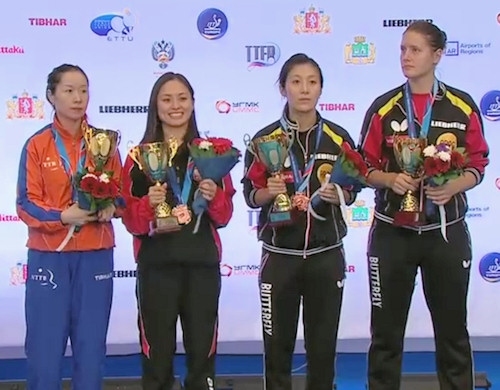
[220, 263, 260, 277]
[216, 100, 260, 114]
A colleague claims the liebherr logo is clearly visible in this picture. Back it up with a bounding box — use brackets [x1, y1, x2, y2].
[261, 283, 272, 336]
[369, 256, 382, 308]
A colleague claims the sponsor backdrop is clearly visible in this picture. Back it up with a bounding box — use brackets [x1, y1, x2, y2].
[1, 0, 499, 354]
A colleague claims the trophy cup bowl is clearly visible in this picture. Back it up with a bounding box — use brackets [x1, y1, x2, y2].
[128, 142, 181, 233]
[393, 136, 427, 226]
[247, 132, 293, 226]
[83, 126, 120, 170]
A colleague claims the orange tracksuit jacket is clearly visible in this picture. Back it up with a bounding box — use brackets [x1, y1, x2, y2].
[16, 118, 123, 251]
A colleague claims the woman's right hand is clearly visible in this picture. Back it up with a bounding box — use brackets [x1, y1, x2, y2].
[148, 183, 167, 208]
[266, 176, 287, 197]
[388, 173, 421, 195]
[61, 203, 98, 226]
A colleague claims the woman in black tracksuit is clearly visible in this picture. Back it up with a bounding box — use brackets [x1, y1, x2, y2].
[358, 21, 489, 390]
[122, 72, 235, 390]
[242, 53, 359, 390]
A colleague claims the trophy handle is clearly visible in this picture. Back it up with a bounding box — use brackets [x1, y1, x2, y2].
[127, 144, 143, 171]
[115, 129, 122, 147]
[82, 122, 93, 147]
[166, 137, 178, 167]
[243, 133, 256, 157]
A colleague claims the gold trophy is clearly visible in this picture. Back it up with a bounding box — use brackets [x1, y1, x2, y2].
[245, 132, 293, 226]
[83, 124, 120, 170]
[128, 142, 181, 234]
[393, 136, 427, 226]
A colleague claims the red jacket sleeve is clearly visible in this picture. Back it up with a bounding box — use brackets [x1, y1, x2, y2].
[16, 138, 65, 233]
[464, 112, 489, 184]
[242, 149, 268, 208]
[207, 173, 236, 228]
[358, 105, 385, 172]
[121, 155, 155, 235]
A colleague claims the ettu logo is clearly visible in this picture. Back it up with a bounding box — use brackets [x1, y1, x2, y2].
[479, 252, 500, 282]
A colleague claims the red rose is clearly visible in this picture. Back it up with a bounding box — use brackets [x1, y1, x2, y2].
[79, 176, 98, 193]
[191, 138, 203, 146]
[91, 182, 110, 199]
[450, 151, 466, 169]
[107, 180, 119, 198]
[208, 137, 233, 155]
[424, 157, 440, 176]
[436, 158, 451, 174]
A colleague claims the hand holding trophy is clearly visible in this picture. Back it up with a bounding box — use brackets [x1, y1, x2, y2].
[392, 136, 427, 226]
[128, 141, 182, 234]
[245, 132, 293, 227]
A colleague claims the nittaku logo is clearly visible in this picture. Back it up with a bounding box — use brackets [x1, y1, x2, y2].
[90, 9, 135, 42]
[293, 5, 331, 34]
[318, 103, 355, 111]
[99, 105, 148, 113]
[0, 45, 24, 54]
[0, 214, 21, 222]
[445, 41, 492, 56]
[197, 8, 228, 40]
[246, 43, 280, 70]
[344, 36, 375, 64]
[29, 18, 67, 26]
[479, 252, 500, 282]
[152, 40, 175, 69]
[382, 18, 433, 27]
[216, 100, 259, 114]
[480, 90, 500, 121]
[6, 91, 44, 120]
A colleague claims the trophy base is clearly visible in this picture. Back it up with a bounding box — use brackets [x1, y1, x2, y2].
[393, 211, 426, 227]
[268, 210, 294, 227]
[150, 216, 181, 235]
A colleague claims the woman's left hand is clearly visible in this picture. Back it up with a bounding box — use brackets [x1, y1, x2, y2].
[98, 204, 116, 222]
[425, 180, 461, 206]
[199, 179, 218, 201]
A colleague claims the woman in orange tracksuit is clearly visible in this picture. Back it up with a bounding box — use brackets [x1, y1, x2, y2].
[16, 64, 122, 390]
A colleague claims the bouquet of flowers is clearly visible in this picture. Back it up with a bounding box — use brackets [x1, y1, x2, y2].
[188, 136, 240, 232]
[74, 168, 120, 213]
[422, 142, 468, 219]
[328, 142, 368, 192]
[310, 142, 368, 222]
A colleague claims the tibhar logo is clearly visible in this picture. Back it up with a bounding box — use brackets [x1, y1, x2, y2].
[261, 283, 272, 336]
[369, 256, 382, 308]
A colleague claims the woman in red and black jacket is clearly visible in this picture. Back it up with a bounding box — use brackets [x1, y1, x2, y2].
[242, 53, 359, 390]
[121, 72, 235, 390]
[358, 21, 489, 390]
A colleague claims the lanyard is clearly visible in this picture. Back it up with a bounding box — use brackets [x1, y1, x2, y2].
[403, 79, 438, 138]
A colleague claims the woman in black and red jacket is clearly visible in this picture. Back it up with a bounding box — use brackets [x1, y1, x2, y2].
[242, 53, 359, 390]
[358, 21, 489, 390]
[121, 72, 235, 390]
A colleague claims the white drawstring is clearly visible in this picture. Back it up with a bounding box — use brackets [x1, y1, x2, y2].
[56, 224, 76, 252]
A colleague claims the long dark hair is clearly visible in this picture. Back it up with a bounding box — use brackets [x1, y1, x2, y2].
[140, 72, 199, 144]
